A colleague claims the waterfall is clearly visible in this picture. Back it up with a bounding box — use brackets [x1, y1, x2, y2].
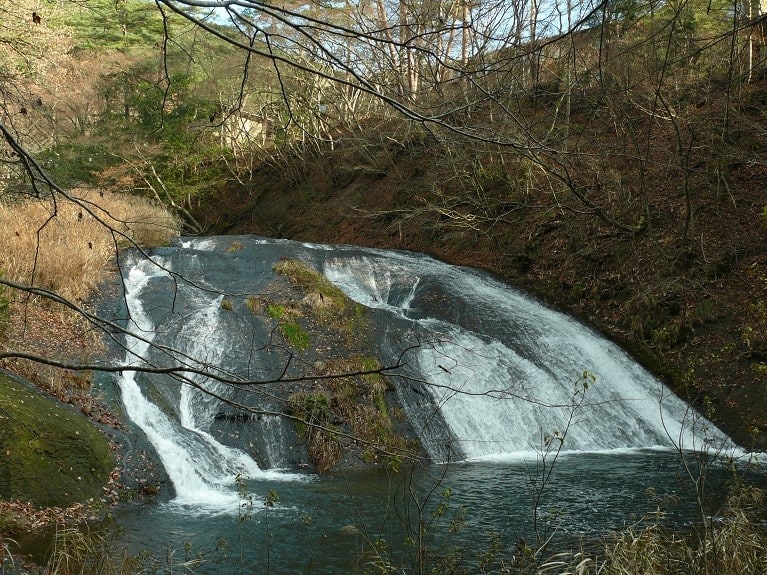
[117, 255, 300, 513]
[112, 236, 738, 493]
[320, 250, 736, 461]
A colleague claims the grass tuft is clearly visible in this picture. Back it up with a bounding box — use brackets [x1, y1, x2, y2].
[280, 321, 309, 350]
[273, 259, 347, 314]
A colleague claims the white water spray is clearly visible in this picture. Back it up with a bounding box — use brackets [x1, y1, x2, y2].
[118, 256, 298, 514]
[322, 251, 735, 461]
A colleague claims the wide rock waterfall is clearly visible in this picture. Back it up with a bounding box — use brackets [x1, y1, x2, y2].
[111, 236, 735, 508]
[319, 249, 733, 461]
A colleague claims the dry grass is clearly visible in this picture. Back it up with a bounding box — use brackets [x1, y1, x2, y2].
[273, 258, 349, 318]
[43, 524, 198, 575]
[0, 188, 179, 400]
[0, 188, 179, 303]
[601, 488, 767, 575]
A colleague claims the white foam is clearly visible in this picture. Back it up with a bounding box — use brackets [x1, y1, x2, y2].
[321, 250, 738, 461]
[117, 255, 304, 513]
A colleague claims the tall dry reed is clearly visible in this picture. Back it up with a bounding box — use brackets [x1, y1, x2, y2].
[601, 488, 767, 575]
[0, 188, 179, 303]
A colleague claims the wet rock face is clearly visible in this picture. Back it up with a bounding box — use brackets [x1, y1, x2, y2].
[106, 239, 431, 477]
[0, 372, 114, 507]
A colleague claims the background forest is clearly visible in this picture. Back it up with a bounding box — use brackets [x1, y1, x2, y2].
[2, 0, 767, 572]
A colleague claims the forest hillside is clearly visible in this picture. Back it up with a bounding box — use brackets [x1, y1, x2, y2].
[190, 99, 767, 449]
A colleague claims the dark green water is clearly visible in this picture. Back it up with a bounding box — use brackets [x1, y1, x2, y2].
[114, 450, 741, 574]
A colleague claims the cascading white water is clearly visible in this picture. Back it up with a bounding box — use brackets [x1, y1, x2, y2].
[256, 414, 292, 468]
[321, 251, 735, 461]
[118, 256, 299, 513]
[114, 235, 739, 494]
[107, 236, 752, 574]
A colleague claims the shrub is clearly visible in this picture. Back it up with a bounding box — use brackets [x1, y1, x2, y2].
[361, 357, 388, 416]
[288, 392, 341, 471]
[742, 300, 767, 358]
[289, 391, 332, 433]
[322, 356, 416, 466]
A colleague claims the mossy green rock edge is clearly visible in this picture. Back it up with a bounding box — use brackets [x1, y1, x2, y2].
[0, 371, 114, 507]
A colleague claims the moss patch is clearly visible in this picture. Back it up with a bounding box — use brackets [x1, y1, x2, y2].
[0, 372, 114, 507]
[272, 258, 370, 340]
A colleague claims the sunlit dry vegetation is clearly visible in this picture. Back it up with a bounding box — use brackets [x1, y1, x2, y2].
[0, 189, 178, 303]
[0, 189, 179, 397]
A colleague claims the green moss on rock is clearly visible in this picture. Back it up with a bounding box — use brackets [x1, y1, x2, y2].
[0, 372, 114, 507]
